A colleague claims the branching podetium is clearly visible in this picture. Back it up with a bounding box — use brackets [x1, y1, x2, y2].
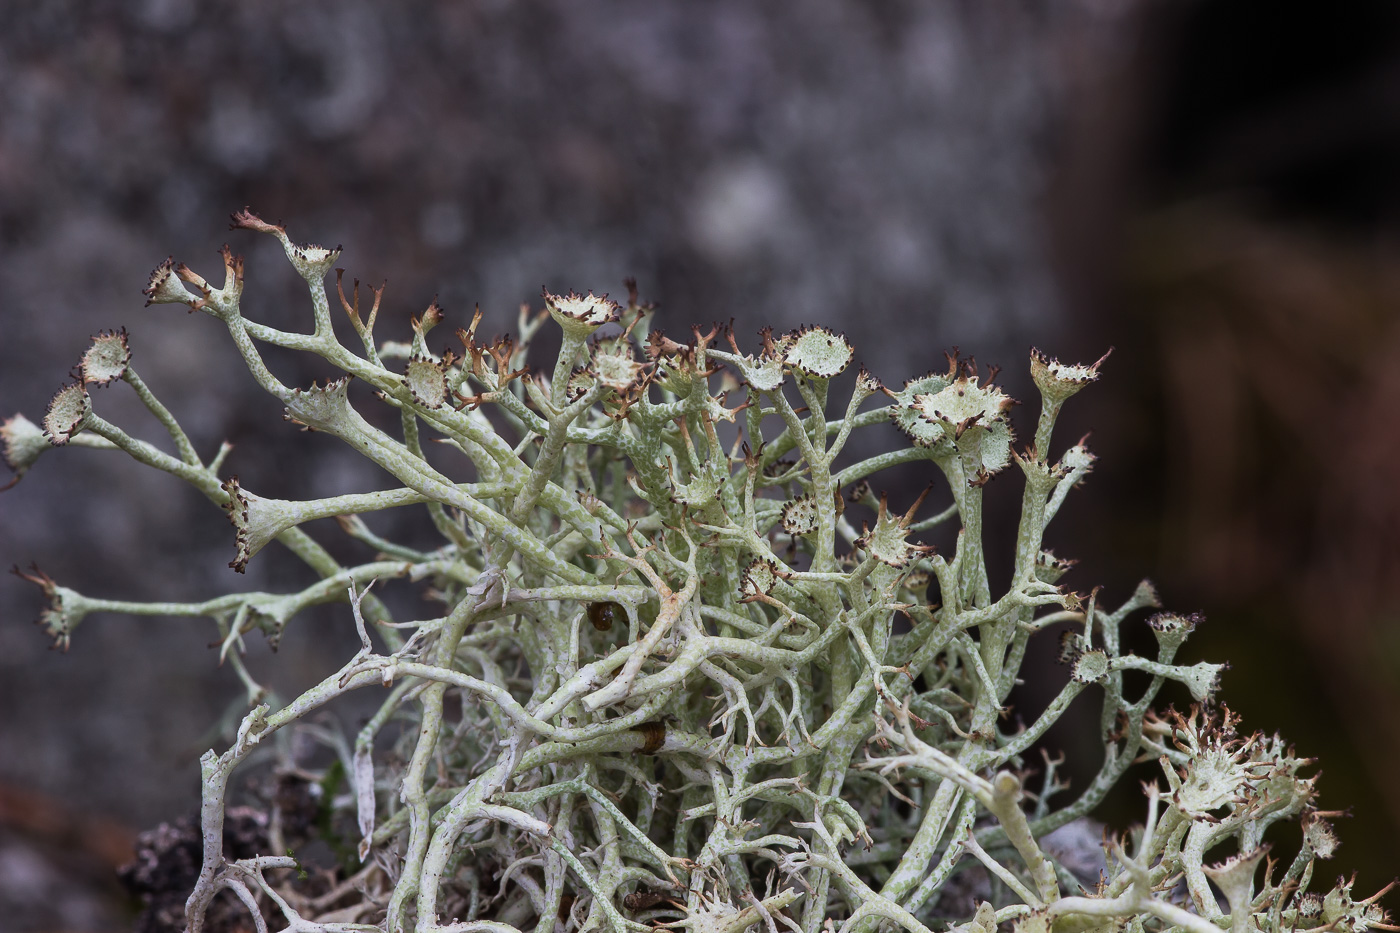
[5, 212, 1390, 933]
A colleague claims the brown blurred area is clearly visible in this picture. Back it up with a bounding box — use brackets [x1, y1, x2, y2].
[1047, 0, 1400, 892]
[1, 1, 1397, 928]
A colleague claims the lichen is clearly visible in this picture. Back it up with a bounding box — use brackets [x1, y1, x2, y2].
[6, 213, 1387, 933]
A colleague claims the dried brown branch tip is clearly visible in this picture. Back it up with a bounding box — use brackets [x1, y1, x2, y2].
[5, 214, 1387, 933]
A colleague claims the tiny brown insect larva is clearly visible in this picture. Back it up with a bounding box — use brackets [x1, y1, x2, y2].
[632, 720, 666, 754]
[587, 600, 623, 631]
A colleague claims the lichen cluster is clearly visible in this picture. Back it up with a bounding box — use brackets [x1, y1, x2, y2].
[5, 214, 1391, 933]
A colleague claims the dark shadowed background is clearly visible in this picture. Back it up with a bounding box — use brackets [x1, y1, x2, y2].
[2, 1, 1398, 928]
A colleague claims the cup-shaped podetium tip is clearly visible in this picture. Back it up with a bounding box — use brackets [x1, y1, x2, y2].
[544, 290, 621, 340]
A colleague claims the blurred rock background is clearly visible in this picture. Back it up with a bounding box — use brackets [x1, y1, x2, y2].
[1, 1, 1397, 928]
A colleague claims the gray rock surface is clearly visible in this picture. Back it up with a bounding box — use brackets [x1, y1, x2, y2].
[0, 5, 1127, 927]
